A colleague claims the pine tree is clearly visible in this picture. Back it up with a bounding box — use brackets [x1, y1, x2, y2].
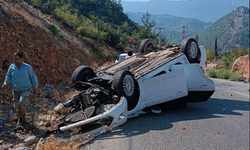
[194, 34, 199, 43]
[214, 37, 218, 56]
[141, 12, 156, 38]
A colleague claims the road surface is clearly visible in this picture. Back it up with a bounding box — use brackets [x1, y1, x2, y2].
[81, 78, 249, 150]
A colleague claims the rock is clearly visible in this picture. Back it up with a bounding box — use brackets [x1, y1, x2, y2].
[0, 118, 5, 127]
[42, 84, 60, 100]
[11, 147, 30, 150]
[38, 114, 56, 123]
[38, 98, 49, 108]
[51, 89, 60, 101]
[36, 120, 44, 126]
[231, 55, 249, 79]
[8, 114, 17, 122]
[206, 62, 224, 71]
[34, 138, 45, 150]
[24, 136, 38, 146]
[0, 145, 8, 150]
[0, 7, 8, 15]
[44, 121, 50, 127]
[1, 130, 10, 137]
[54, 103, 68, 114]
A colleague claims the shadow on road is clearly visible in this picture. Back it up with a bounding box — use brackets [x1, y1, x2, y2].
[92, 97, 249, 140]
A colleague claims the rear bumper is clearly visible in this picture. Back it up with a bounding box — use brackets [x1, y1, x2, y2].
[185, 91, 215, 102]
[155, 90, 214, 110]
[168, 90, 214, 103]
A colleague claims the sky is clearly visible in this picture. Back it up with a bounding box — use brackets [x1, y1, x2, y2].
[123, 0, 188, 1]
[123, 0, 150, 1]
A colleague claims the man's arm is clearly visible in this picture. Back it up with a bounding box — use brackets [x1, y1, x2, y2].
[2, 65, 13, 88]
[28, 65, 38, 93]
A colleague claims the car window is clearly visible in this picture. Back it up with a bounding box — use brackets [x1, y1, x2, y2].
[119, 55, 126, 61]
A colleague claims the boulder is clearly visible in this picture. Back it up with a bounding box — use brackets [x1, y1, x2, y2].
[42, 84, 60, 100]
[231, 55, 249, 79]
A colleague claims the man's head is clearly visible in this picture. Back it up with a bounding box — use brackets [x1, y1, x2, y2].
[13, 52, 24, 67]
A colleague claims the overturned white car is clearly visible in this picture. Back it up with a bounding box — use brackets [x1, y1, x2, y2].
[55, 38, 215, 133]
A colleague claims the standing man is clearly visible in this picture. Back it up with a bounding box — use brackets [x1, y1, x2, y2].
[2, 52, 38, 126]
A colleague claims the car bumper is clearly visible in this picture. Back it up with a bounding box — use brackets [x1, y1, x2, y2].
[59, 97, 128, 132]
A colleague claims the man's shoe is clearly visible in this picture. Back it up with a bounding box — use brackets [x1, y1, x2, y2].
[16, 117, 22, 126]
[16, 117, 27, 126]
[21, 117, 27, 124]
[14, 124, 25, 132]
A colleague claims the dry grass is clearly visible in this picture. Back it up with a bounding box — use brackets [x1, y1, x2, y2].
[38, 134, 82, 150]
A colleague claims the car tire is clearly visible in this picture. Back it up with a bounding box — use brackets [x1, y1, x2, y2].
[139, 38, 157, 53]
[181, 38, 201, 63]
[113, 70, 139, 110]
[113, 70, 135, 99]
[72, 65, 95, 84]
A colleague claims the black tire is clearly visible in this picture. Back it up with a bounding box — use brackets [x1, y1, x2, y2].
[180, 38, 201, 63]
[72, 65, 95, 84]
[113, 70, 139, 110]
[139, 38, 157, 53]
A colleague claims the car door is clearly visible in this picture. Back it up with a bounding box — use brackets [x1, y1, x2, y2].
[141, 67, 188, 107]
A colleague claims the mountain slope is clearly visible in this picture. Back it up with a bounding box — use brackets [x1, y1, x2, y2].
[121, 0, 249, 22]
[198, 6, 249, 51]
[126, 12, 209, 44]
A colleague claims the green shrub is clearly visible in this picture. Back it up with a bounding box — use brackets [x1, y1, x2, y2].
[206, 68, 243, 81]
[218, 51, 233, 69]
[206, 69, 217, 78]
[229, 74, 241, 81]
[206, 49, 215, 61]
[217, 68, 232, 79]
[218, 47, 249, 69]
[48, 25, 58, 35]
[58, 32, 64, 38]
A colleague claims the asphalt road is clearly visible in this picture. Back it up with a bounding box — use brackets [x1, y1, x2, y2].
[81, 78, 249, 150]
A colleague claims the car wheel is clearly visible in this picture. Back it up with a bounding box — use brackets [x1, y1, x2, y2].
[72, 65, 95, 84]
[181, 38, 201, 63]
[113, 70, 135, 99]
[139, 38, 157, 53]
[113, 70, 139, 110]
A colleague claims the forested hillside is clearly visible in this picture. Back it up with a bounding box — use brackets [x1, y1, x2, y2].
[198, 6, 249, 51]
[23, 0, 151, 47]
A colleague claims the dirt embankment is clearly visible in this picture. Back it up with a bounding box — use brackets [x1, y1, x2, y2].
[0, 1, 117, 93]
